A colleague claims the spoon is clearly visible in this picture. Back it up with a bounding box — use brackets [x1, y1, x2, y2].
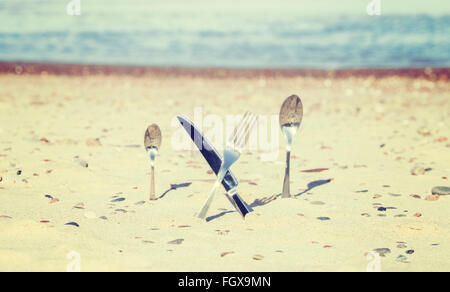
[144, 124, 162, 200]
[279, 95, 303, 198]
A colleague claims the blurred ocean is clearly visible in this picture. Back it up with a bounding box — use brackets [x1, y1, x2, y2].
[0, 0, 449, 69]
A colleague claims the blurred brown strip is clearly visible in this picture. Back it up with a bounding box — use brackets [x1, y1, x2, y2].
[301, 168, 329, 173]
[0, 61, 448, 80]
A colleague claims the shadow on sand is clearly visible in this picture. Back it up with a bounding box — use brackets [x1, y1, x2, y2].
[294, 179, 333, 197]
[157, 182, 192, 200]
[205, 179, 333, 222]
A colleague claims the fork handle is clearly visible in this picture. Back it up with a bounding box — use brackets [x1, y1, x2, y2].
[197, 178, 221, 219]
[281, 151, 291, 198]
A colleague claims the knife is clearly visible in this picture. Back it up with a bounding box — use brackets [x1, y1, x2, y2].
[177, 115, 253, 218]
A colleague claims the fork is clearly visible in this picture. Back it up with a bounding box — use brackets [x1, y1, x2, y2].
[197, 112, 257, 219]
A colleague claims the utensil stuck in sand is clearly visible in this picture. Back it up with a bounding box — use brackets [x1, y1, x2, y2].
[177, 115, 254, 218]
[197, 112, 257, 219]
[144, 124, 162, 200]
[279, 95, 303, 198]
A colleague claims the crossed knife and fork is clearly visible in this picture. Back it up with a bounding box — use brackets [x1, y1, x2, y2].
[144, 95, 303, 220]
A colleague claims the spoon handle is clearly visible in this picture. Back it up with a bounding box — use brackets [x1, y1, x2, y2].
[150, 165, 156, 200]
[281, 151, 291, 198]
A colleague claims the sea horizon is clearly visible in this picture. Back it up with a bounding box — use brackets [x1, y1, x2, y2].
[1, 0, 449, 69]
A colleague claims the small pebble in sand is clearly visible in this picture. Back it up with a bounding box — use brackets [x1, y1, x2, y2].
[253, 255, 264, 261]
[111, 198, 125, 202]
[414, 213, 422, 217]
[65, 222, 79, 227]
[49, 198, 59, 204]
[73, 202, 85, 209]
[397, 243, 407, 249]
[417, 127, 431, 137]
[167, 239, 184, 245]
[377, 207, 387, 211]
[0, 215, 12, 219]
[220, 251, 234, 257]
[135, 201, 146, 205]
[396, 255, 408, 262]
[410, 194, 421, 199]
[99, 216, 108, 220]
[406, 249, 415, 254]
[142, 240, 154, 244]
[74, 156, 88, 168]
[115, 209, 127, 213]
[0, 177, 2, 182]
[301, 168, 328, 173]
[17, 170, 22, 175]
[373, 248, 391, 257]
[431, 186, 450, 196]
[86, 138, 102, 147]
[317, 217, 330, 221]
[410, 165, 426, 175]
[425, 195, 440, 201]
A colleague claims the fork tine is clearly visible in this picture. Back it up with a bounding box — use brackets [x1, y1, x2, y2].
[229, 114, 241, 144]
[229, 111, 249, 145]
[234, 113, 252, 148]
[236, 114, 257, 150]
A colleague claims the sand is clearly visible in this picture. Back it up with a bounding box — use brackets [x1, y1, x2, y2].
[0, 64, 449, 271]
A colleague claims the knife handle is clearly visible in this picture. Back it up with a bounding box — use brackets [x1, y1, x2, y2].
[225, 190, 253, 218]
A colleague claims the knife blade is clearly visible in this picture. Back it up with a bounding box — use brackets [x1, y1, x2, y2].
[177, 115, 253, 218]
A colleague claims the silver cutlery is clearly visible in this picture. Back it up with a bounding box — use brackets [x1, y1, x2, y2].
[197, 112, 257, 219]
[144, 124, 162, 201]
[176, 115, 254, 218]
[279, 95, 303, 198]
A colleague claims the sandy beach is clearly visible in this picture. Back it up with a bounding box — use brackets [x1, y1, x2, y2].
[0, 63, 449, 272]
